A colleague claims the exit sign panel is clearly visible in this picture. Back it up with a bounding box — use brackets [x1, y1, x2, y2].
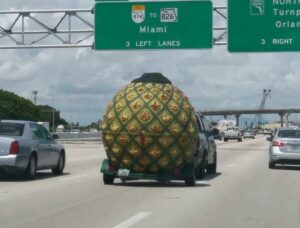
[94, 1, 213, 50]
[228, 0, 300, 52]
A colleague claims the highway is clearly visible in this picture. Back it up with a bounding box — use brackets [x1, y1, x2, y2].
[1, 136, 300, 228]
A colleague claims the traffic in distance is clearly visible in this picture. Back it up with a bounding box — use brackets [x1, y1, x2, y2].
[3, 117, 298, 180]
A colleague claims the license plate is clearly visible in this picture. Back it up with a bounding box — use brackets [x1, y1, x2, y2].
[117, 169, 130, 177]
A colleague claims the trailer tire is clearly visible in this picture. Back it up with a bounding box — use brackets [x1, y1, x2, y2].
[103, 174, 114, 185]
[185, 170, 196, 186]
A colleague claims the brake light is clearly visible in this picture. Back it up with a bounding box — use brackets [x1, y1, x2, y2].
[272, 140, 285, 147]
[9, 141, 19, 155]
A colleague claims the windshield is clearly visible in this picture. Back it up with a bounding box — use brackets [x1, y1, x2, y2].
[277, 130, 300, 139]
[0, 123, 24, 136]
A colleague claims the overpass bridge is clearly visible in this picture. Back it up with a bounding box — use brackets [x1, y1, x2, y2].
[199, 109, 300, 127]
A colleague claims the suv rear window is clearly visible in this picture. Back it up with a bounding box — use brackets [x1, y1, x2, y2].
[0, 123, 25, 136]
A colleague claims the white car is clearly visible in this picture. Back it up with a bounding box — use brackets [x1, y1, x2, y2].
[70, 129, 80, 133]
[268, 128, 300, 169]
[223, 127, 243, 142]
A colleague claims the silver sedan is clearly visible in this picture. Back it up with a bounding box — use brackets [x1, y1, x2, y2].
[268, 128, 300, 169]
[0, 120, 65, 179]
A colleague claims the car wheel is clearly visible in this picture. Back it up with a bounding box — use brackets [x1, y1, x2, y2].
[196, 154, 207, 179]
[224, 138, 228, 142]
[52, 153, 65, 175]
[103, 173, 114, 185]
[207, 152, 217, 174]
[269, 161, 276, 169]
[185, 169, 196, 186]
[25, 155, 37, 179]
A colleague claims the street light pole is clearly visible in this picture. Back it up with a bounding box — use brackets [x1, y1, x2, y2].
[52, 97, 55, 133]
[52, 107, 55, 133]
[32, 90, 38, 104]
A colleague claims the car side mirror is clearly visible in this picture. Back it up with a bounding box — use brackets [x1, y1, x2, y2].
[266, 137, 272, 141]
[211, 128, 219, 136]
[52, 134, 59, 140]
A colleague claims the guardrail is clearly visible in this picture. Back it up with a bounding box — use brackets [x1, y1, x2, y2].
[56, 132, 102, 142]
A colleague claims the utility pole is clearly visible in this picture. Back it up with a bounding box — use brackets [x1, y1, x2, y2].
[255, 89, 271, 126]
[32, 90, 38, 105]
[52, 107, 55, 133]
[52, 97, 55, 133]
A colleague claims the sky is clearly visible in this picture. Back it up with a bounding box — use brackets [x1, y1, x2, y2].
[1, 0, 300, 126]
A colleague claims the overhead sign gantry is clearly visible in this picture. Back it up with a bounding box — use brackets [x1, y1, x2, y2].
[2, 0, 300, 53]
[0, 9, 94, 49]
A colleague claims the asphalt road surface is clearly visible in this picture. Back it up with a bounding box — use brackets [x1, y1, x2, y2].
[1, 135, 300, 228]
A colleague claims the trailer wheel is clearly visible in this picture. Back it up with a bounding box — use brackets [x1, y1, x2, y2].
[185, 170, 196, 186]
[103, 174, 114, 185]
[121, 177, 126, 183]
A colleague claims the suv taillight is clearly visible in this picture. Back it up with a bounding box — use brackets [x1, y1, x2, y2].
[9, 141, 19, 155]
[272, 140, 285, 147]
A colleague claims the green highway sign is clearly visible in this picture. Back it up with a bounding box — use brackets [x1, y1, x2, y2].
[228, 0, 300, 52]
[94, 1, 212, 50]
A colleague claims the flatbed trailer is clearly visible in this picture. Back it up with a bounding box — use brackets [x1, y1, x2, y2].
[101, 159, 197, 186]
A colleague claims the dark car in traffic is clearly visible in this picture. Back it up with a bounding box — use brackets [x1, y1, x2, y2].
[0, 120, 66, 179]
[243, 130, 256, 139]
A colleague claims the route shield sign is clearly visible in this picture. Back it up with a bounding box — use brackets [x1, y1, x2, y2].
[94, 1, 212, 50]
[228, 0, 300, 52]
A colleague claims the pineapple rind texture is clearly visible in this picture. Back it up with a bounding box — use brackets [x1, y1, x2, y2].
[102, 81, 198, 173]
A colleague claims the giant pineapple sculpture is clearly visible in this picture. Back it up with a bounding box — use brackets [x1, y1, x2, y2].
[102, 73, 199, 173]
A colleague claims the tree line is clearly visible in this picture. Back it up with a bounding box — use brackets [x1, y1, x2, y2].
[0, 89, 68, 128]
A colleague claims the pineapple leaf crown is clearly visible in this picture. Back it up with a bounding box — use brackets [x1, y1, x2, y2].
[131, 73, 172, 84]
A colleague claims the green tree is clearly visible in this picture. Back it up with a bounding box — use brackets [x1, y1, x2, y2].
[0, 90, 68, 129]
[0, 89, 41, 121]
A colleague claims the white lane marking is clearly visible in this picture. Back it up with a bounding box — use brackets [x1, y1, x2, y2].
[168, 196, 179, 199]
[113, 212, 152, 228]
[227, 164, 236, 168]
[197, 181, 209, 185]
[60, 174, 86, 181]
